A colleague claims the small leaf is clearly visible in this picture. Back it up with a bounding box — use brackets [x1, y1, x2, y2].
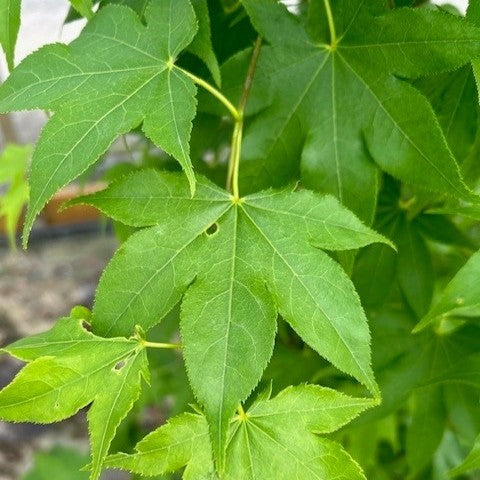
[104, 385, 372, 479]
[103, 413, 214, 478]
[414, 249, 480, 332]
[224, 385, 370, 479]
[0, 0, 21, 70]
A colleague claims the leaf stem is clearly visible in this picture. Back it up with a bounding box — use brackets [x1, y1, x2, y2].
[227, 37, 263, 200]
[142, 341, 182, 350]
[176, 66, 241, 121]
[237, 404, 248, 421]
[323, 0, 337, 46]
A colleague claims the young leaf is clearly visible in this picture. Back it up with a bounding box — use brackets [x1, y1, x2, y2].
[224, 385, 371, 479]
[103, 413, 214, 478]
[414, 249, 480, 332]
[0, 0, 200, 244]
[0, 314, 148, 480]
[71, 170, 389, 464]
[0, 144, 31, 249]
[239, 0, 480, 222]
[104, 385, 373, 479]
[0, 0, 21, 70]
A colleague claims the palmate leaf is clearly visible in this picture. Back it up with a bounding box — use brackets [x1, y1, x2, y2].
[103, 385, 373, 479]
[96, 0, 220, 84]
[0, 0, 21, 70]
[0, 310, 149, 480]
[69, 169, 391, 465]
[238, 0, 480, 223]
[0, 0, 202, 245]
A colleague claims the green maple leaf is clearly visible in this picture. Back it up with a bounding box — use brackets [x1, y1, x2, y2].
[0, 0, 21, 70]
[103, 385, 373, 479]
[68, 169, 392, 465]
[0, 309, 149, 480]
[0, 144, 31, 249]
[414, 249, 480, 332]
[94, 0, 220, 84]
[103, 412, 215, 479]
[238, 0, 480, 222]
[0, 0, 202, 245]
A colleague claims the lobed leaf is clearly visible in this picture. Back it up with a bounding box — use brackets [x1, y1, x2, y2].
[76, 170, 387, 463]
[104, 385, 372, 479]
[0, 314, 148, 480]
[239, 0, 480, 222]
[0, 0, 201, 244]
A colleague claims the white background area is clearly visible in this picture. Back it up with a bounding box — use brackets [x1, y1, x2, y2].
[0, 0, 472, 144]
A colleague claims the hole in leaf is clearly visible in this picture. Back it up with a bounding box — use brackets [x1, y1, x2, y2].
[114, 360, 126, 371]
[206, 223, 219, 236]
[82, 320, 92, 332]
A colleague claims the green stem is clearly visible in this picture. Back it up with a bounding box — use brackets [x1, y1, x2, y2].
[143, 341, 182, 350]
[227, 121, 243, 199]
[323, 0, 337, 46]
[228, 37, 263, 199]
[237, 404, 248, 421]
[176, 66, 241, 121]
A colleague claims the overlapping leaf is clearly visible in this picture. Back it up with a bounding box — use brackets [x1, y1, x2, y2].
[238, 0, 480, 222]
[103, 385, 373, 479]
[0, 0, 203, 244]
[0, 309, 149, 480]
[69, 169, 391, 464]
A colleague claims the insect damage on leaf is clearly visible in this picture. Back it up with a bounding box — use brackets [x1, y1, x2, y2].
[0, 311, 149, 480]
[69, 169, 392, 465]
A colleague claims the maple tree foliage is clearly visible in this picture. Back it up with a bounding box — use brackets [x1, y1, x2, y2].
[1, 0, 480, 479]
